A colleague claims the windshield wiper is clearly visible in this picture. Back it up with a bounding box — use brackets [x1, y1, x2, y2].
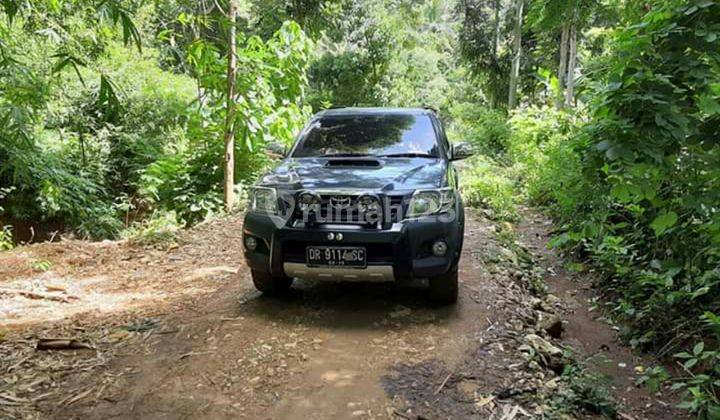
[321, 152, 375, 157]
[379, 152, 436, 158]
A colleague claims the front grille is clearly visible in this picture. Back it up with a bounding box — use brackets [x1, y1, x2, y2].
[318, 194, 364, 224]
[282, 241, 395, 264]
[292, 194, 408, 225]
[387, 195, 405, 223]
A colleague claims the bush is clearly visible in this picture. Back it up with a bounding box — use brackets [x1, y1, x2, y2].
[459, 155, 518, 221]
[138, 143, 228, 226]
[506, 105, 584, 214]
[0, 37, 198, 240]
[0, 226, 13, 250]
[461, 11, 720, 409]
[136, 21, 312, 226]
[450, 104, 510, 157]
[549, 364, 617, 418]
[521, 2, 720, 416]
[122, 211, 181, 247]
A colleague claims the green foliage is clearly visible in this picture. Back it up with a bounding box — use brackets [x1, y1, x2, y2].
[0, 0, 717, 417]
[578, 0, 719, 366]
[0, 2, 313, 238]
[0, 226, 13, 250]
[492, 1, 720, 415]
[506, 105, 583, 211]
[457, 3, 719, 414]
[549, 363, 617, 418]
[0, 2, 154, 239]
[456, 0, 511, 108]
[459, 155, 517, 221]
[140, 21, 313, 223]
[122, 211, 181, 247]
[248, 0, 343, 40]
[308, 0, 461, 112]
[0, 27, 196, 238]
[308, 41, 389, 108]
[0, 187, 14, 250]
[636, 365, 671, 392]
[450, 104, 510, 157]
[185, 20, 313, 151]
[673, 336, 720, 415]
[305, 0, 394, 108]
[31, 259, 53, 272]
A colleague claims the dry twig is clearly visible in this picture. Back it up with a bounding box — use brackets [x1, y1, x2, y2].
[0, 288, 78, 303]
[36, 338, 93, 351]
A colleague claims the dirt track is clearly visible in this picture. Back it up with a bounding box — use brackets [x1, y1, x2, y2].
[0, 210, 685, 419]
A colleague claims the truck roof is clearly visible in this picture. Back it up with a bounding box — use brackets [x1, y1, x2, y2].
[315, 107, 435, 117]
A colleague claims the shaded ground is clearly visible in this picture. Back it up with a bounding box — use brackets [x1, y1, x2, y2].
[0, 209, 685, 419]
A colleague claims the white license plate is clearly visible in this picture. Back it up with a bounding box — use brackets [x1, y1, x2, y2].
[306, 246, 367, 268]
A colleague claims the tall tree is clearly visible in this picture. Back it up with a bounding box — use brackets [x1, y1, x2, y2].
[493, 0, 501, 58]
[556, 23, 569, 108]
[564, 7, 577, 107]
[223, 0, 238, 210]
[457, 0, 512, 109]
[527, 0, 613, 108]
[507, 0, 523, 108]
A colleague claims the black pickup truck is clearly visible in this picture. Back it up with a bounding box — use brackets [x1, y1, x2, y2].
[242, 107, 473, 303]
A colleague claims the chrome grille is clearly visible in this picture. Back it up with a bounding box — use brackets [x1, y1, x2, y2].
[291, 194, 407, 225]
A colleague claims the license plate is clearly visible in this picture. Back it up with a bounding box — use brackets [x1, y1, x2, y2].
[306, 246, 366, 268]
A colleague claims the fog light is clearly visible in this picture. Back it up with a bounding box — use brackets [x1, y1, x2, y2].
[245, 236, 258, 251]
[432, 240, 447, 257]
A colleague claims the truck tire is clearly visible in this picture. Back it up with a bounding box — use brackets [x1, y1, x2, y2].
[428, 266, 458, 304]
[251, 270, 293, 296]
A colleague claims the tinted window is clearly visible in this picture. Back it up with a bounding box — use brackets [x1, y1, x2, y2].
[291, 114, 440, 158]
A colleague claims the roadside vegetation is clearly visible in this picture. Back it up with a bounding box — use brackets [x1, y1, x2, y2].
[456, 2, 720, 416]
[0, 0, 718, 416]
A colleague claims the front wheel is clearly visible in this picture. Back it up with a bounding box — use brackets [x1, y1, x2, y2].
[251, 270, 293, 296]
[428, 266, 458, 304]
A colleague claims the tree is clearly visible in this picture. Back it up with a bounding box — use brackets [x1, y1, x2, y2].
[248, 0, 343, 40]
[224, 0, 238, 210]
[556, 23, 568, 108]
[457, 0, 512, 108]
[564, 10, 577, 107]
[527, 0, 611, 108]
[493, 0, 501, 57]
[507, 0, 523, 108]
[0, 0, 145, 239]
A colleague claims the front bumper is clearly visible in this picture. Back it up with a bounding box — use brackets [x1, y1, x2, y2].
[282, 262, 394, 282]
[242, 212, 463, 282]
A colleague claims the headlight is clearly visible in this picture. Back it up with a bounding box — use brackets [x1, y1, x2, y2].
[297, 191, 321, 212]
[249, 187, 278, 214]
[406, 188, 454, 218]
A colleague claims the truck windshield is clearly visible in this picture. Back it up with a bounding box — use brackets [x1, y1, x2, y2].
[291, 114, 440, 158]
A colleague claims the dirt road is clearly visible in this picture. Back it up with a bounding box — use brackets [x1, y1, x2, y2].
[0, 210, 684, 419]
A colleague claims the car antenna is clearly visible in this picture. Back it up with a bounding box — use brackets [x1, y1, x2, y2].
[421, 105, 438, 114]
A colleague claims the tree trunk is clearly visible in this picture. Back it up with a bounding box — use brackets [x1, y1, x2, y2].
[558, 25, 569, 87]
[564, 17, 577, 108]
[490, 0, 500, 109]
[493, 0, 500, 59]
[79, 131, 87, 167]
[223, 0, 237, 210]
[508, 0, 523, 109]
[556, 24, 569, 109]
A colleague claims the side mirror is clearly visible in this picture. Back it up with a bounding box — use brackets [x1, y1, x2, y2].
[267, 141, 287, 158]
[450, 142, 474, 161]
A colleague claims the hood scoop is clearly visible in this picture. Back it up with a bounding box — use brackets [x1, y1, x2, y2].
[325, 158, 381, 168]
